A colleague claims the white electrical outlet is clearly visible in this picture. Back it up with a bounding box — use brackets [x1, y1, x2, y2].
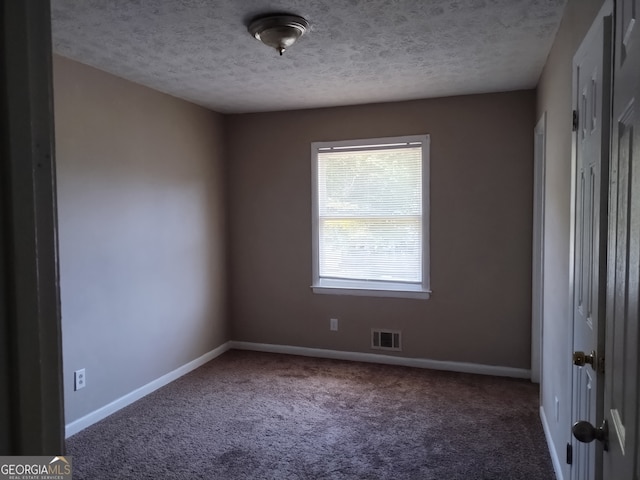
[330, 318, 338, 331]
[75, 369, 86, 391]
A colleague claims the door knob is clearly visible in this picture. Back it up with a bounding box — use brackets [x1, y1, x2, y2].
[572, 420, 609, 451]
[573, 350, 596, 367]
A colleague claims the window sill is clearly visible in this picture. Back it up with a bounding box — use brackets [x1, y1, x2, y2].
[311, 279, 431, 300]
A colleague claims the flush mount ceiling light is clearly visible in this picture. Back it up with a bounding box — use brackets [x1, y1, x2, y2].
[248, 14, 310, 56]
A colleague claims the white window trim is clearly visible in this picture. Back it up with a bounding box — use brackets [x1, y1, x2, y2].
[311, 134, 431, 300]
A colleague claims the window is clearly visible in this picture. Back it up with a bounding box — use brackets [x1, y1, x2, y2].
[311, 135, 430, 299]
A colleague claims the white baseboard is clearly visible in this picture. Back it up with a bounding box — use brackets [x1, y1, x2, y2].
[540, 405, 564, 480]
[65, 341, 231, 438]
[229, 341, 531, 379]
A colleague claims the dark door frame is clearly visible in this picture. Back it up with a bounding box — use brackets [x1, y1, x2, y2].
[0, 0, 65, 454]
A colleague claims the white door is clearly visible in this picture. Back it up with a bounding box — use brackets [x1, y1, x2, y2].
[570, 4, 613, 480]
[603, 1, 640, 479]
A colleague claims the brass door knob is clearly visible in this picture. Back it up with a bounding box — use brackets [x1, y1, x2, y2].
[573, 350, 595, 367]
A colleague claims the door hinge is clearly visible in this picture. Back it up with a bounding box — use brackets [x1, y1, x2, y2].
[566, 443, 573, 465]
[572, 110, 579, 132]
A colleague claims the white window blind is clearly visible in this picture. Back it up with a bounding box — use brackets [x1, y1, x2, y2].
[311, 135, 430, 299]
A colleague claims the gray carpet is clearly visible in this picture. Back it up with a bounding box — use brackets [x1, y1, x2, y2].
[66, 350, 555, 479]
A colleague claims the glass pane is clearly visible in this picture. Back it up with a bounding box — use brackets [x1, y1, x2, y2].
[318, 147, 422, 217]
[319, 218, 422, 282]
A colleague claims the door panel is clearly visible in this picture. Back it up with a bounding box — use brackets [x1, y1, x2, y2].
[609, 106, 634, 455]
[603, 0, 639, 479]
[606, 97, 638, 480]
[619, 0, 636, 60]
[571, 5, 612, 480]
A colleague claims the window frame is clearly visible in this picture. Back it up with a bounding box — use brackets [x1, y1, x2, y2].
[311, 134, 431, 300]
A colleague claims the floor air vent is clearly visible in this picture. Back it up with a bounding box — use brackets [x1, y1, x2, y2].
[371, 329, 402, 351]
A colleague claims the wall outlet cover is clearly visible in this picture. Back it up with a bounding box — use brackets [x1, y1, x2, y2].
[75, 369, 86, 391]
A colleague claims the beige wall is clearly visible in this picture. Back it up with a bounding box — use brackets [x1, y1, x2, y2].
[53, 55, 228, 424]
[226, 91, 535, 369]
[535, 0, 605, 477]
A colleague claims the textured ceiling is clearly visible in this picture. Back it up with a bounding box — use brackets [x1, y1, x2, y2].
[51, 0, 566, 114]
